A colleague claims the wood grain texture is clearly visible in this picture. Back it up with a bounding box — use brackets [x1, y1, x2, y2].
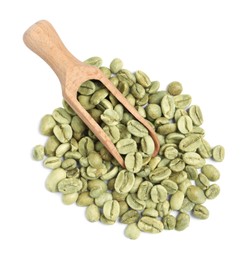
[23, 20, 160, 167]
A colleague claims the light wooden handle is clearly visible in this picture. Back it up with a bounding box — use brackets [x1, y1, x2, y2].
[23, 20, 81, 85]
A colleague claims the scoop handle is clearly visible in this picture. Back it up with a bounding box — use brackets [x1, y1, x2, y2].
[23, 20, 82, 84]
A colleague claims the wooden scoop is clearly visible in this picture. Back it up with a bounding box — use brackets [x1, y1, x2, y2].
[23, 20, 160, 167]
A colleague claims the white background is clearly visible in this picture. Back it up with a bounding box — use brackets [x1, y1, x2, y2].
[0, 0, 249, 259]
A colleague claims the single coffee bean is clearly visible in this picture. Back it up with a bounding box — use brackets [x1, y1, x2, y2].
[137, 181, 153, 201]
[43, 156, 62, 169]
[114, 170, 135, 194]
[175, 212, 190, 231]
[186, 185, 206, 204]
[170, 190, 185, 210]
[32, 145, 44, 161]
[189, 105, 203, 126]
[161, 94, 175, 119]
[201, 164, 220, 181]
[205, 184, 220, 199]
[86, 204, 100, 222]
[103, 200, 120, 221]
[167, 81, 183, 96]
[40, 115, 56, 136]
[150, 185, 168, 203]
[162, 214, 176, 230]
[192, 204, 209, 219]
[124, 223, 141, 240]
[137, 216, 164, 233]
[126, 193, 146, 211]
[58, 178, 83, 194]
[212, 145, 225, 162]
[120, 210, 140, 224]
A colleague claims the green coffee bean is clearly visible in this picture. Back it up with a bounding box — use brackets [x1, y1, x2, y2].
[167, 81, 183, 96]
[170, 190, 184, 210]
[127, 120, 148, 137]
[162, 214, 176, 230]
[45, 168, 67, 192]
[180, 197, 195, 212]
[124, 223, 141, 240]
[179, 134, 202, 152]
[52, 108, 72, 124]
[53, 124, 73, 143]
[125, 152, 143, 173]
[185, 166, 198, 180]
[161, 179, 178, 194]
[156, 201, 169, 217]
[110, 58, 123, 73]
[157, 123, 177, 135]
[143, 208, 159, 218]
[103, 200, 120, 221]
[100, 66, 111, 78]
[58, 178, 82, 194]
[177, 115, 193, 134]
[150, 185, 167, 203]
[161, 94, 175, 119]
[201, 164, 220, 181]
[78, 80, 96, 95]
[83, 56, 102, 67]
[44, 136, 60, 156]
[119, 201, 129, 216]
[147, 81, 160, 94]
[116, 138, 137, 154]
[197, 139, 212, 158]
[61, 159, 77, 170]
[189, 105, 203, 126]
[43, 156, 62, 169]
[183, 152, 206, 168]
[100, 109, 120, 126]
[126, 193, 146, 211]
[186, 185, 206, 204]
[32, 145, 44, 161]
[212, 145, 225, 162]
[149, 167, 171, 183]
[205, 184, 220, 199]
[192, 204, 209, 219]
[195, 173, 210, 190]
[137, 181, 153, 201]
[145, 104, 162, 120]
[55, 143, 71, 157]
[90, 89, 109, 106]
[94, 192, 113, 207]
[131, 83, 146, 99]
[40, 115, 56, 136]
[138, 216, 164, 233]
[79, 137, 94, 157]
[175, 212, 190, 231]
[174, 94, 192, 109]
[101, 166, 119, 181]
[169, 158, 185, 172]
[62, 193, 78, 205]
[178, 179, 192, 194]
[86, 204, 100, 222]
[135, 70, 151, 87]
[76, 191, 94, 207]
[141, 135, 155, 155]
[114, 170, 135, 194]
[169, 171, 187, 184]
[120, 210, 140, 224]
[148, 91, 166, 104]
[164, 146, 178, 160]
